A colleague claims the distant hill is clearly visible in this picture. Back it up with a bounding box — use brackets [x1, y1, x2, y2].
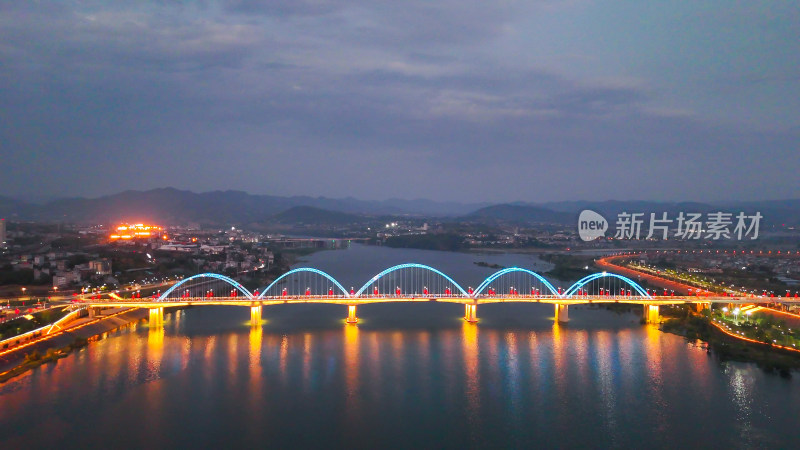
[270, 206, 365, 225]
[0, 195, 31, 219]
[465, 204, 574, 224]
[0, 188, 482, 224]
[535, 199, 800, 227]
[1, 188, 798, 226]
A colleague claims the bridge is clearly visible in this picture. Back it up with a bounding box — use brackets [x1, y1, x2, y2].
[76, 263, 799, 327]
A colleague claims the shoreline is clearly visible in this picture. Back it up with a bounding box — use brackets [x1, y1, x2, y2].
[0, 308, 149, 383]
[660, 313, 800, 376]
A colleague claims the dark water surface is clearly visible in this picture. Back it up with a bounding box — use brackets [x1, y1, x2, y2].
[1, 246, 799, 449]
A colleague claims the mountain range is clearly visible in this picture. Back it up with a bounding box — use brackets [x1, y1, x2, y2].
[0, 188, 798, 227]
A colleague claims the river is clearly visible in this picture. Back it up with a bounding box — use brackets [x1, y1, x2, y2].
[1, 244, 799, 448]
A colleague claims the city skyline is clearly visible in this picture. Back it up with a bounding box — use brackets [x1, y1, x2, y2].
[1, 1, 799, 202]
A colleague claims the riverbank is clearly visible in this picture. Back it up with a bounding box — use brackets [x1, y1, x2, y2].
[0, 308, 149, 383]
[661, 313, 800, 376]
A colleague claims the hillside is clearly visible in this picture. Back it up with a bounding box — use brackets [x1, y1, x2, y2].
[270, 206, 365, 225]
[465, 204, 574, 224]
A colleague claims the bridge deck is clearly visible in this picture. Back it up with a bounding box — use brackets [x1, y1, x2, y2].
[83, 295, 800, 309]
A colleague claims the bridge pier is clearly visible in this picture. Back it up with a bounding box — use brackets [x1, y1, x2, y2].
[346, 305, 358, 324]
[555, 304, 569, 323]
[250, 305, 262, 326]
[149, 307, 164, 327]
[643, 304, 660, 324]
[464, 304, 477, 323]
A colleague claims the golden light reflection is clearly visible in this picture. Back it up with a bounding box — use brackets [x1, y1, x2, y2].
[147, 325, 164, 377]
[279, 335, 289, 384]
[250, 326, 262, 374]
[644, 324, 667, 415]
[203, 336, 217, 379]
[227, 333, 239, 378]
[551, 322, 567, 401]
[302, 333, 312, 393]
[462, 321, 480, 431]
[249, 325, 263, 416]
[344, 322, 361, 424]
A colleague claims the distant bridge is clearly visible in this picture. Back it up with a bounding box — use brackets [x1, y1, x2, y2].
[83, 264, 797, 325]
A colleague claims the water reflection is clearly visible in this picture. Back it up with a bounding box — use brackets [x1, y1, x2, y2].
[226, 333, 239, 378]
[279, 335, 288, 384]
[595, 331, 618, 444]
[417, 331, 431, 403]
[503, 332, 521, 424]
[2, 300, 800, 448]
[249, 326, 262, 379]
[147, 325, 164, 380]
[302, 332, 311, 393]
[462, 321, 480, 437]
[729, 368, 755, 443]
[344, 324, 361, 425]
[551, 322, 567, 405]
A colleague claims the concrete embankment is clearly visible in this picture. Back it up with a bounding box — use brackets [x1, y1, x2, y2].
[0, 308, 148, 376]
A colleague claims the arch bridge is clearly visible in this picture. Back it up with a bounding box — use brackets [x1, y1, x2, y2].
[83, 264, 783, 326]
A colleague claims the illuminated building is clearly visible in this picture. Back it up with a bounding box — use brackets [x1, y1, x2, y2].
[109, 223, 163, 240]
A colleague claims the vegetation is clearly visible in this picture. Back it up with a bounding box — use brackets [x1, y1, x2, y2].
[539, 253, 595, 281]
[474, 261, 504, 269]
[0, 337, 89, 384]
[0, 307, 70, 340]
[661, 307, 800, 376]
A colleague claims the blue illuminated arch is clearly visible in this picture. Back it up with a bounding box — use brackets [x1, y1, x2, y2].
[257, 267, 350, 299]
[473, 267, 561, 297]
[158, 273, 254, 300]
[563, 272, 651, 298]
[355, 263, 469, 297]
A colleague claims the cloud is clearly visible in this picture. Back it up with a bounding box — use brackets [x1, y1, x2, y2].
[0, 0, 798, 202]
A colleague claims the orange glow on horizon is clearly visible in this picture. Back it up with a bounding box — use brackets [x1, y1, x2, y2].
[109, 223, 162, 240]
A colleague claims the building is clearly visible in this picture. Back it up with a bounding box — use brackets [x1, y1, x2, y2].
[0, 218, 5, 248]
[89, 259, 112, 275]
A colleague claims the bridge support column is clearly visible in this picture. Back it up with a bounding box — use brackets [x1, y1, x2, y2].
[250, 305, 262, 326]
[88, 307, 98, 318]
[149, 307, 164, 327]
[555, 304, 569, 323]
[643, 304, 660, 324]
[695, 302, 709, 313]
[346, 305, 358, 324]
[464, 304, 477, 323]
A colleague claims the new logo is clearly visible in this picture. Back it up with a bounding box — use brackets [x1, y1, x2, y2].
[578, 210, 608, 241]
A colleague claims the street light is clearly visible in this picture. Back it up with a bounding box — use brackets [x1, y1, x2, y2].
[733, 307, 740, 325]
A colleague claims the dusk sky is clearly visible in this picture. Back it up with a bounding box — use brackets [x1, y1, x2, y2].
[1, 1, 798, 203]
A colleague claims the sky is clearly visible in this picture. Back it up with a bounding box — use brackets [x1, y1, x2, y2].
[1, 1, 798, 203]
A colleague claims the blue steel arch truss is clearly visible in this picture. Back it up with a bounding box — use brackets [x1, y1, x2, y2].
[158, 273, 254, 300]
[155, 266, 652, 302]
[355, 263, 470, 297]
[562, 272, 652, 298]
[258, 267, 350, 299]
[473, 267, 561, 297]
